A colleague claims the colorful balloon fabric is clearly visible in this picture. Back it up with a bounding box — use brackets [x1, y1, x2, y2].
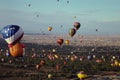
[1, 25, 24, 57]
[1, 25, 24, 45]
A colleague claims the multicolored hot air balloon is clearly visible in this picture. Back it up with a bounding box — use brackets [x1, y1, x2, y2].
[74, 22, 81, 30]
[69, 28, 76, 37]
[1, 25, 24, 45]
[87, 55, 93, 60]
[57, 38, 64, 45]
[1, 25, 24, 57]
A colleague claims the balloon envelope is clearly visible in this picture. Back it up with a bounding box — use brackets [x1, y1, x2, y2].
[57, 38, 64, 45]
[65, 40, 70, 45]
[77, 71, 87, 79]
[48, 27, 52, 31]
[74, 22, 81, 30]
[69, 28, 76, 37]
[96, 29, 98, 32]
[1, 25, 24, 45]
[9, 42, 23, 57]
[87, 55, 93, 60]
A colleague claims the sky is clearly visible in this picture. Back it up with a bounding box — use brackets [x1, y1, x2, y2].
[0, 0, 120, 35]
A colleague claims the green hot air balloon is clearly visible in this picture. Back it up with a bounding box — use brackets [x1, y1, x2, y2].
[69, 28, 76, 37]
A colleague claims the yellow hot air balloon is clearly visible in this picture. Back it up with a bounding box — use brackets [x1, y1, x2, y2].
[114, 60, 119, 66]
[48, 27, 52, 31]
[65, 40, 70, 45]
[77, 71, 87, 80]
[48, 74, 52, 79]
[54, 54, 59, 59]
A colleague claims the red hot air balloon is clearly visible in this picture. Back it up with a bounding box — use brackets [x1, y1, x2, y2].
[57, 38, 64, 45]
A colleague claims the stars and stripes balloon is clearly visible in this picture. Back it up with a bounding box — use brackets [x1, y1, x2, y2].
[1, 25, 24, 45]
[1, 25, 25, 57]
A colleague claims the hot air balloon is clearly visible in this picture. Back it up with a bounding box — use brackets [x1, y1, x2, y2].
[57, 38, 64, 45]
[36, 64, 40, 70]
[1, 25, 24, 57]
[48, 27, 52, 31]
[9, 42, 23, 57]
[74, 16, 76, 19]
[69, 28, 76, 37]
[65, 40, 70, 45]
[74, 22, 81, 30]
[96, 29, 98, 32]
[28, 4, 31, 7]
[87, 55, 93, 60]
[48, 74, 52, 79]
[67, 1, 69, 3]
[77, 71, 87, 80]
[1, 25, 24, 45]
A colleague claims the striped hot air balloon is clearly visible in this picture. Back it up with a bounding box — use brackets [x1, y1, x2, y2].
[1, 25, 24, 45]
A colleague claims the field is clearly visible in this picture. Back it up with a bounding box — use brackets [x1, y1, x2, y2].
[0, 34, 120, 80]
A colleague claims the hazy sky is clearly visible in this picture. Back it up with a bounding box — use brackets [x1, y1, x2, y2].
[0, 0, 120, 35]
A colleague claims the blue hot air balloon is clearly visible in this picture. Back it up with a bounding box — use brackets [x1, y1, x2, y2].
[1, 25, 24, 45]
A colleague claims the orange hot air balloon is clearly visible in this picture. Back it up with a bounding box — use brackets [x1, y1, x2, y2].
[48, 27, 52, 31]
[57, 38, 64, 45]
[65, 40, 70, 45]
[9, 42, 23, 57]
